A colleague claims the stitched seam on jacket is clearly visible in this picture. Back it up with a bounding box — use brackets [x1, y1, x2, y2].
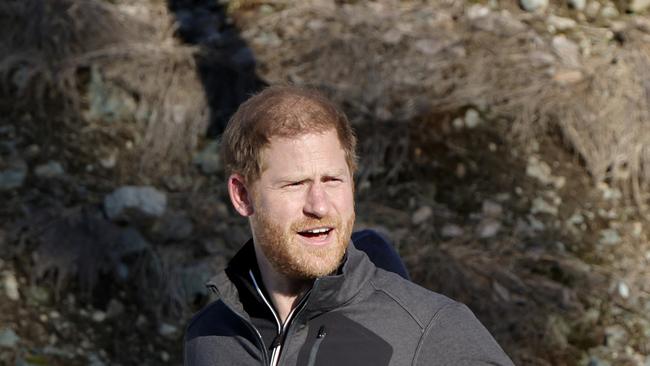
[369, 280, 425, 329]
[411, 302, 456, 366]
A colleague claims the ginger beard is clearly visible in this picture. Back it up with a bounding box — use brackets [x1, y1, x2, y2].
[251, 207, 355, 280]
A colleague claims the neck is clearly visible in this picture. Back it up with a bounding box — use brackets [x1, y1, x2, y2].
[254, 247, 312, 323]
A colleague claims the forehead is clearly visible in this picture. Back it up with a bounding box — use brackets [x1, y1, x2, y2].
[259, 130, 347, 177]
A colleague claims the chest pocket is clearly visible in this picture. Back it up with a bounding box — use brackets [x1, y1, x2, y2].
[297, 312, 393, 366]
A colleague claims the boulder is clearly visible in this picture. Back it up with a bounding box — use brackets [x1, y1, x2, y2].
[104, 186, 167, 222]
[34, 161, 65, 178]
[520, 0, 548, 12]
[0, 158, 27, 191]
[0, 327, 20, 348]
[628, 0, 650, 12]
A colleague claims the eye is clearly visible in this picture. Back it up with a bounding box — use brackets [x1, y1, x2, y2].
[284, 181, 303, 188]
[323, 177, 342, 184]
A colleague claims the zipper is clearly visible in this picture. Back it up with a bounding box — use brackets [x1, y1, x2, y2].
[249, 270, 283, 366]
[274, 279, 321, 366]
[249, 270, 312, 366]
[306, 326, 327, 366]
[208, 284, 269, 366]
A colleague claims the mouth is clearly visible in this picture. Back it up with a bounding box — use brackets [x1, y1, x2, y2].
[297, 227, 334, 244]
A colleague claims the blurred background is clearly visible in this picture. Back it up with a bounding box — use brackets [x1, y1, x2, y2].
[1, 0, 650, 365]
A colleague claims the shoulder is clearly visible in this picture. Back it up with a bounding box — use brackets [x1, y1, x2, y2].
[413, 300, 515, 365]
[367, 268, 458, 329]
[185, 299, 242, 340]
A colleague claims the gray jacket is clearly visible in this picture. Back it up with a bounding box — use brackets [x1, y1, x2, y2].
[184, 241, 514, 366]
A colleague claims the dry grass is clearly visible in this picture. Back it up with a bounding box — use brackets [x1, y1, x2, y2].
[237, 0, 650, 209]
[0, 0, 208, 179]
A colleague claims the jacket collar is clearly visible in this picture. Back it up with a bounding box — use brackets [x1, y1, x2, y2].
[206, 239, 376, 319]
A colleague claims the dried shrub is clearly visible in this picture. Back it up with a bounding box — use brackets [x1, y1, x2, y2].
[32, 206, 200, 319]
[0, 0, 208, 180]
[238, 0, 650, 208]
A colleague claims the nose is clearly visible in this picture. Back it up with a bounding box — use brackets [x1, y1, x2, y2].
[303, 183, 331, 218]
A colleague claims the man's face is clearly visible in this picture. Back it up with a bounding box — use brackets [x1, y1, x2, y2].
[248, 129, 355, 280]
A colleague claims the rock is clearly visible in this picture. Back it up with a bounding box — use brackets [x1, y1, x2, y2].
[601, 3, 619, 17]
[2, 271, 20, 301]
[253, 32, 281, 47]
[587, 356, 611, 366]
[617, 281, 630, 298]
[106, 299, 125, 319]
[482, 200, 503, 218]
[136, 315, 148, 329]
[552, 35, 581, 68]
[84, 66, 138, 123]
[99, 152, 117, 169]
[193, 140, 222, 175]
[0, 327, 19, 348]
[526, 215, 546, 231]
[632, 222, 643, 237]
[92, 310, 106, 323]
[586, 1, 602, 17]
[553, 69, 584, 85]
[568, 0, 586, 10]
[441, 224, 464, 238]
[477, 219, 501, 238]
[104, 186, 167, 222]
[526, 156, 565, 188]
[181, 262, 214, 301]
[414, 39, 447, 56]
[599, 229, 621, 246]
[161, 351, 170, 362]
[464, 109, 481, 129]
[467, 4, 491, 19]
[382, 28, 404, 45]
[531, 197, 558, 216]
[88, 352, 106, 366]
[42, 345, 75, 358]
[566, 212, 585, 230]
[597, 182, 622, 201]
[412, 206, 433, 225]
[158, 323, 179, 338]
[604, 324, 627, 348]
[27, 286, 50, 305]
[0, 157, 27, 191]
[520, 0, 548, 12]
[34, 160, 65, 178]
[116, 227, 151, 256]
[451, 163, 464, 179]
[152, 211, 194, 242]
[163, 175, 192, 192]
[548, 15, 577, 31]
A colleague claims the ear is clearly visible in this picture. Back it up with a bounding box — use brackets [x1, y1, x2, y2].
[228, 173, 255, 217]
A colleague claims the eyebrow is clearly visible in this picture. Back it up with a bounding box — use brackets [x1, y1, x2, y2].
[275, 169, 348, 183]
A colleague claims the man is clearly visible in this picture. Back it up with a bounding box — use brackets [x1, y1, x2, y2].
[184, 85, 514, 366]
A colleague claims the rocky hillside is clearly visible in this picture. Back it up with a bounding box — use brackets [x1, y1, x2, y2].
[1, 0, 650, 365]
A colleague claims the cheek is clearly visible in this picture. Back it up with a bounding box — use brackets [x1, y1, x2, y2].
[261, 193, 303, 218]
[332, 186, 355, 212]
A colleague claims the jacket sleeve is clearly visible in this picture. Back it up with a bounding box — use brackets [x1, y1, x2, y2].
[413, 301, 515, 366]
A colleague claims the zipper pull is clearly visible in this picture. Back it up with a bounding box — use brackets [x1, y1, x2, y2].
[317, 325, 326, 339]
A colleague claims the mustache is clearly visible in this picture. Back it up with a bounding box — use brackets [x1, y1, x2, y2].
[290, 217, 340, 232]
